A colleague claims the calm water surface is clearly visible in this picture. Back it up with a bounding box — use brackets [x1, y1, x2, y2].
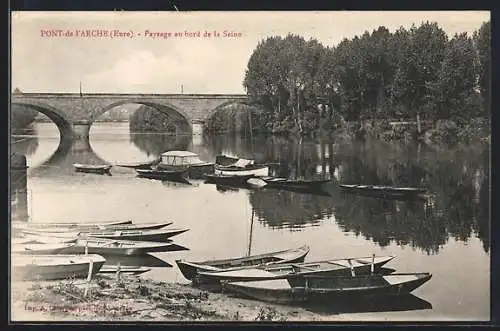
[11, 122, 490, 321]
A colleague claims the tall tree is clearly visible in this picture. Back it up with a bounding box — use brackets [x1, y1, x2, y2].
[431, 33, 478, 122]
[473, 20, 491, 116]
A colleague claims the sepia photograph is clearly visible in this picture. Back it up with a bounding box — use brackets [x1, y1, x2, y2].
[9, 10, 491, 322]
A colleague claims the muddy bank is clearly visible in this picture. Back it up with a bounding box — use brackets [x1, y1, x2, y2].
[11, 274, 344, 322]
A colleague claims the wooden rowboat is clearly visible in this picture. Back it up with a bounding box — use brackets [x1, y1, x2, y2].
[175, 245, 310, 281]
[261, 177, 330, 193]
[21, 227, 189, 242]
[339, 184, 428, 197]
[203, 174, 256, 187]
[11, 243, 77, 255]
[11, 235, 78, 245]
[136, 169, 187, 181]
[11, 254, 106, 281]
[15, 222, 173, 233]
[60, 238, 189, 256]
[98, 265, 151, 275]
[73, 163, 112, 174]
[222, 273, 432, 304]
[197, 255, 395, 283]
[12, 220, 132, 230]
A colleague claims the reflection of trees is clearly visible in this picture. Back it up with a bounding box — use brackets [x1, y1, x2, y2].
[248, 189, 335, 231]
[130, 133, 191, 158]
[204, 134, 332, 179]
[334, 195, 448, 254]
[333, 140, 490, 254]
[203, 135, 489, 252]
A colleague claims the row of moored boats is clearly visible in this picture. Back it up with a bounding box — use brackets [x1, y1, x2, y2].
[75, 151, 429, 197]
[174, 245, 432, 304]
[11, 220, 189, 281]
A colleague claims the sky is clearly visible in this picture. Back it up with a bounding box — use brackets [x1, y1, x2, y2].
[11, 11, 490, 94]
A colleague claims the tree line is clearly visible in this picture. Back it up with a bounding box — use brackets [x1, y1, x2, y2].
[242, 20, 491, 137]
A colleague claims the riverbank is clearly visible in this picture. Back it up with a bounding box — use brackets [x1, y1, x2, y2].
[11, 274, 339, 322]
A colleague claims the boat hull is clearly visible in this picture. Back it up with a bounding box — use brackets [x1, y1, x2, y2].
[136, 169, 186, 181]
[89, 228, 189, 242]
[204, 174, 256, 186]
[176, 245, 310, 281]
[74, 165, 112, 175]
[223, 273, 432, 304]
[263, 178, 330, 193]
[12, 255, 106, 281]
[214, 166, 269, 177]
[60, 240, 189, 256]
[339, 184, 428, 198]
[157, 164, 214, 179]
[197, 256, 395, 283]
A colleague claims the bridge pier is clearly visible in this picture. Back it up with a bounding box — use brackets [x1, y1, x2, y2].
[72, 121, 91, 140]
[191, 119, 204, 136]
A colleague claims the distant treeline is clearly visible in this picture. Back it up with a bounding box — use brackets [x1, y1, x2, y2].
[129, 105, 177, 133]
[11, 104, 38, 130]
[208, 21, 491, 142]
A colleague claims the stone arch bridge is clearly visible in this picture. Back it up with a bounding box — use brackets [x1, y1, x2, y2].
[11, 93, 252, 141]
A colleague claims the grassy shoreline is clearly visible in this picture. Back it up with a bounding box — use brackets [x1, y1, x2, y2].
[11, 274, 333, 322]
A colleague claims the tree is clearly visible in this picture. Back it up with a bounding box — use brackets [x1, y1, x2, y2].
[392, 22, 448, 132]
[431, 33, 478, 122]
[473, 20, 491, 116]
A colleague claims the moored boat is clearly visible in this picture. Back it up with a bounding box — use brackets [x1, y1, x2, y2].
[156, 151, 214, 179]
[98, 265, 151, 275]
[11, 243, 77, 255]
[11, 254, 106, 281]
[61, 237, 189, 256]
[222, 273, 432, 304]
[11, 235, 78, 245]
[339, 184, 428, 197]
[197, 255, 395, 283]
[117, 160, 157, 170]
[73, 163, 112, 174]
[204, 174, 256, 187]
[14, 222, 172, 233]
[21, 227, 189, 242]
[175, 245, 310, 281]
[12, 220, 133, 230]
[136, 168, 187, 181]
[261, 177, 330, 193]
[215, 156, 269, 177]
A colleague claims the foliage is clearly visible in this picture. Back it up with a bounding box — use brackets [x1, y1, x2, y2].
[11, 104, 38, 131]
[239, 20, 490, 141]
[129, 105, 189, 134]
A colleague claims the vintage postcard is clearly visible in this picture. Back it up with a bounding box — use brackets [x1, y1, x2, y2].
[10, 11, 491, 322]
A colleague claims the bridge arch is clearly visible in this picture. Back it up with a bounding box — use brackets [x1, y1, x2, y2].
[94, 100, 193, 135]
[205, 100, 261, 128]
[11, 101, 73, 141]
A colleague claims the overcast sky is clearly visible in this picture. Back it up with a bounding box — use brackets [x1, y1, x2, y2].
[11, 11, 490, 94]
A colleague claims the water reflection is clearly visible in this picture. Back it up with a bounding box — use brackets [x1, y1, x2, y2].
[302, 294, 432, 315]
[130, 133, 191, 157]
[21, 123, 490, 256]
[248, 189, 335, 231]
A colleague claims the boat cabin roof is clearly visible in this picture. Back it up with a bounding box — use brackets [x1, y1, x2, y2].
[161, 151, 199, 157]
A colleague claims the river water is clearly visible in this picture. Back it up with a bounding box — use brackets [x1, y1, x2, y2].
[11, 122, 490, 321]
